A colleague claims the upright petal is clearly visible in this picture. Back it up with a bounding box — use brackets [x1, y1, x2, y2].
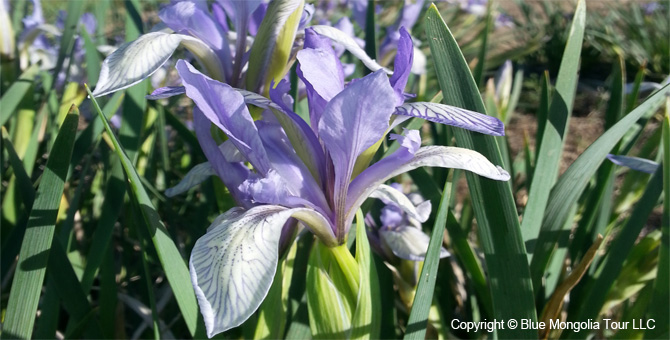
[190, 205, 334, 337]
[311, 25, 391, 74]
[369, 184, 429, 223]
[296, 28, 345, 130]
[177, 60, 272, 175]
[318, 70, 396, 238]
[388, 27, 414, 106]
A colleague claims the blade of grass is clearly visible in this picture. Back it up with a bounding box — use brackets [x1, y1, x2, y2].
[645, 104, 669, 339]
[85, 85, 205, 338]
[0, 64, 38, 126]
[565, 164, 664, 338]
[425, 5, 537, 338]
[50, 0, 85, 93]
[472, 0, 493, 86]
[3, 107, 79, 339]
[529, 83, 670, 296]
[404, 179, 451, 340]
[521, 0, 586, 256]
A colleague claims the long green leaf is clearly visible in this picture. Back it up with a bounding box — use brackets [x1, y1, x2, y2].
[424, 5, 536, 338]
[645, 105, 669, 339]
[85, 85, 204, 338]
[521, 0, 586, 255]
[3, 107, 79, 339]
[530, 83, 670, 294]
[50, 0, 85, 92]
[0, 64, 38, 126]
[404, 180, 451, 340]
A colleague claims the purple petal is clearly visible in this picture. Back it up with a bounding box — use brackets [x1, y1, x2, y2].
[296, 28, 345, 132]
[396, 0, 424, 32]
[146, 86, 185, 100]
[193, 108, 252, 208]
[256, 120, 330, 214]
[318, 69, 396, 237]
[347, 0, 367, 29]
[248, 2, 268, 36]
[379, 225, 450, 261]
[298, 3, 314, 30]
[394, 102, 505, 136]
[389, 27, 414, 106]
[79, 12, 97, 35]
[159, 1, 231, 80]
[211, 2, 229, 32]
[22, 0, 44, 30]
[177, 60, 272, 175]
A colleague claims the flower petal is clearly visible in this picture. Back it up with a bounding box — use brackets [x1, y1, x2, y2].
[146, 86, 185, 100]
[607, 154, 660, 174]
[193, 108, 253, 207]
[319, 70, 396, 236]
[369, 184, 430, 223]
[93, 32, 184, 96]
[388, 27, 413, 106]
[190, 205, 332, 337]
[394, 102, 505, 136]
[177, 60, 272, 175]
[297, 27, 345, 130]
[348, 142, 510, 222]
[311, 25, 392, 74]
[379, 226, 450, 261]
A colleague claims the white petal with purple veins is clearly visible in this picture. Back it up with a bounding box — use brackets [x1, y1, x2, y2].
[190, 205, 334, 337]
[394, 102, 505, 136]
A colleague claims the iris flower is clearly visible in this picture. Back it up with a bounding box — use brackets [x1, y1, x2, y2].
[168, 26, 509, 337]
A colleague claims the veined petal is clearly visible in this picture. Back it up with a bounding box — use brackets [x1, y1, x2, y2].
[93, 32, 184, 96]
[177, 60, 272, 175]
[388, 27, 413, 106]
[165, 162, 214, 197]
[369, 184, 430, 223]
[190, 205, 333, 337]
[311, 25, 392, 74]
[379, 225, 450, 261]
[394, 102, 505, 136]
[146, 86, 185, 100]
[348, 144, 510, 223]
[158, 1, 230, 54]
[607, 154, 660, 174]
[319, 70, 396, 238]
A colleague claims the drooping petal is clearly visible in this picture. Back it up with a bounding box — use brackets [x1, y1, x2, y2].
[93, 32, 223, 97]
[165, 162, 214, 197]
[319, 70, 397, 237]
[369, 184, 429, 223]
[607, 154, 660, 174]
[394, 102, 505, 136]
[93, 32, 184, 96]
[379, 226, 450, 261]
[177, 60, 272, 175]
[388, 27, 413, 106]
[190, 205, 334, 337]
[311, 25, 391, 74]
[347, 136, 510, 223]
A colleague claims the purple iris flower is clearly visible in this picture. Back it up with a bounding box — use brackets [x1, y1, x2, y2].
[365, 183, 450, 264]
[167, 26, 509, 337]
